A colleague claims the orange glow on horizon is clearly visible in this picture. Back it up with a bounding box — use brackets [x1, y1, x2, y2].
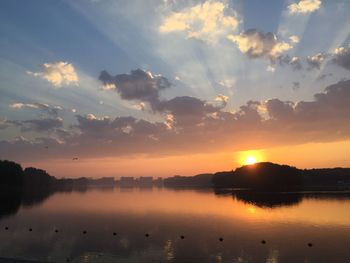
[23, 139, 350, 178]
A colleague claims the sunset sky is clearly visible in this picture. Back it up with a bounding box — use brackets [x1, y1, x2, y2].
[0, 0, 350, 178]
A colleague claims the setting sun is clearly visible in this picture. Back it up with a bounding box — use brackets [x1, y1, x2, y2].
[238, 150, 264, 166]
[245, 156, 257, 165]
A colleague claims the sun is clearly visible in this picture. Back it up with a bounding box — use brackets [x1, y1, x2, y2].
[244, 156, 257, 165]
[238, 150, 264, 166]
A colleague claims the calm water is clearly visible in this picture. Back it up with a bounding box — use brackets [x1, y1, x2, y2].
[0, 187, 350, 263]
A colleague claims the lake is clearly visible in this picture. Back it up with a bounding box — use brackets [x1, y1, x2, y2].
[0, 187, 350, 263]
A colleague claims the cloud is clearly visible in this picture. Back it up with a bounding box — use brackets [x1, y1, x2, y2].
[8, 117, 63, 132]
[289, 35, 300, 44]
[279, 55, 302, 70]
[332, 45, 350, 70]
[159, 1, 239, 43]
[99, 69, 171, 108]
[218, 79, 236, 88]
[292, 81, 300, 90]
[215, 94, 229, 107]
[266, 65, 276, 72]
[0, 118, 8, 130]
[27, 62, 79, 87]
[262, 80, 350, 128]
[306, 53, 327, 70]
[9, 102, 62, 116]
[228, 29, 294, 60]
[132, 102, 147, 111]
[2, 78, 350, 161]
[155, 96, 220, 126]
[288, 0, 321, 15]
[317, 73, 332, 81]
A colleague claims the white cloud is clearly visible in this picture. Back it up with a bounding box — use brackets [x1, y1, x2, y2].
[100, 83, 116, 91]
[9, 102, 62, 116]
[307, 53, 327, 69]
[288, 0, 321, 15]
[218, 79, 236, 89]
[133, 102, 146, 111]
[159, 1, 239, 43]
[10, 103, 38, 109]
[228, 29, 293, 60]
[28, 62, 79, 87]
[289, 35, 300, 43]
[86, 113, 97, 120]
[332, 44, 350, 70]
[215, 94, 229, 107]
[164, 114, 175, 130]
[266, 65, 276, 72]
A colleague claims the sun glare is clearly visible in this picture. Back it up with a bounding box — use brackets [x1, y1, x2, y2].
[245, 156, 257, 165]
[238, 150, 264, 166]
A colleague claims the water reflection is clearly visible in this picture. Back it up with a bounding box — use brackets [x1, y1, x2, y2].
[0, 187, 349, 262]
[234, 191, 303, 208]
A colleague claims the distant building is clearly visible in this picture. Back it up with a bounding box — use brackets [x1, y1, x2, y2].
[139, 177, 153, 187]
[154, 177, 163, 187]
[120, 177, 135, 187]
[91, 177, 115, 186]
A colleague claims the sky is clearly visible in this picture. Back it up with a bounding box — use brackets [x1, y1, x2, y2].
[0, 0, 350, 178]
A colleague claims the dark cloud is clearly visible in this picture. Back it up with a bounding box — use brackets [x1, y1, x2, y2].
[306, 53, 327, 70]
[292, 82, 300, 90]
[8, 118, 63, 132]
[155, 96, 220, 126]
[10, 102, 62, 117]
[99, 69, 171, 107]
[317, 73, 333, 81]
[35, 103, 62, 116]
[2, 79, 350, 161]
[279, 55, 302, 70]
[99, 69, 224, 127]
[332, 45, 350, 70]
[0, 119, 8, 130]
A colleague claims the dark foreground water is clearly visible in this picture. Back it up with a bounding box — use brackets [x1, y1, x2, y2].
[0, 187, 350, 263]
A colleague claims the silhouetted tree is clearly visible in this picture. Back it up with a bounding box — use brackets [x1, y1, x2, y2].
[212, 162, 302, 190]
[0, 160, 24, 187]
[234, 191, 303, 208]
[23, 167, 56, 188]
